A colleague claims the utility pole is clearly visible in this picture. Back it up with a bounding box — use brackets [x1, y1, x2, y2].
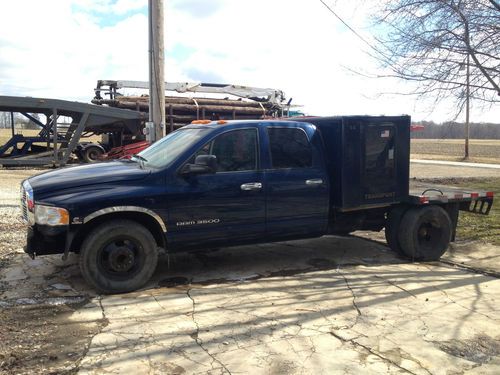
[464, 52, 470, 159]
[148, 0, 165, 142]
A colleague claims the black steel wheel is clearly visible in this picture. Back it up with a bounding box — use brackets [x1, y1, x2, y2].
[79, 220, 158, 293]
[398, 205, 452, 261]
[83, 146, 104, 163]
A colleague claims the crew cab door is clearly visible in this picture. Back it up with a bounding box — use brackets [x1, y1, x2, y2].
[264, 125, 329, 239]
[166, 127, 265, 248]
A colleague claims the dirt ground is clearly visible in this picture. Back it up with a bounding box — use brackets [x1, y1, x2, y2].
[411, 139, 500, 164]
[0, 169, 104, 374]
[1, 165, 500, 374]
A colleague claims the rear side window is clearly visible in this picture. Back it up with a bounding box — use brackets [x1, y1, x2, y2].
[268, 128, 312, 169]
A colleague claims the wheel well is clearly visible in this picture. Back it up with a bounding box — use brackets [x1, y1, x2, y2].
[83, 143, 105, 152]
[70, 212, 166, 253]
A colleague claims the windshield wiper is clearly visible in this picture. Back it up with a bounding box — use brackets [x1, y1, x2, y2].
[132, 154, 148, 163]
[131, 154, 148, 168]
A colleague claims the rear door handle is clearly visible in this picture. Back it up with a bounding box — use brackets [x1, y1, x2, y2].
[305, 179, 323, 186]
[241, 182, 263, 191]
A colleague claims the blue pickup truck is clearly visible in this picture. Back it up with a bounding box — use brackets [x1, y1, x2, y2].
[20, 116, 494, 293]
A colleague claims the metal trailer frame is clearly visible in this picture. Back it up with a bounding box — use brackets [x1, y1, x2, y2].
[0, 96, 145, 167]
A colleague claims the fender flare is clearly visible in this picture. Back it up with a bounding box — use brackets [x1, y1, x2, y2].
[81, 143, 106, 153]
[83, 206, 167, 232]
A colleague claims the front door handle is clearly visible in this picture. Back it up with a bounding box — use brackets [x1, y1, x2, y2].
[305, 179, 323, 186]
[241, 182, 263, 191]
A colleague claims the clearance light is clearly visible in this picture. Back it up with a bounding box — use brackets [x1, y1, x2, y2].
[191, 120, 211, 124]
[470, 192, 479, 198]
[419, 196, 429, 204]
[486, 192, 494, 198]
[217, 120, 228, 125]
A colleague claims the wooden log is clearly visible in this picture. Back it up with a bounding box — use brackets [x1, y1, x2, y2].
[115, 95, 274, 108]
[112, 100, 269, 115]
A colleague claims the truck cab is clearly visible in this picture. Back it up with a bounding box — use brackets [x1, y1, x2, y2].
[22, 120, 329, 292]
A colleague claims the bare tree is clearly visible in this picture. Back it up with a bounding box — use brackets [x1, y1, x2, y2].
[368, 0, 499, 113]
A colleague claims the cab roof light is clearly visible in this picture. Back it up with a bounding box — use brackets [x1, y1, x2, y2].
[217, 120, 228, 125]
[191, 120, 212, 124]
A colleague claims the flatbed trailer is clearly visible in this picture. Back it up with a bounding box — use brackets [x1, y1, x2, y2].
[0, 95, 145, 166]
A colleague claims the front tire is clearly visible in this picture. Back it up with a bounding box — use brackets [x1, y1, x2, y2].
[398, 206, 452, 261]
[79, 220, 158, 294]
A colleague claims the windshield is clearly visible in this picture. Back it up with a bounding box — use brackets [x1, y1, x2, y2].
[135, 128, 210, 169]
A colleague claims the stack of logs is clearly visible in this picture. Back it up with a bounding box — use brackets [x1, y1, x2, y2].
[91, 95, 283, 130]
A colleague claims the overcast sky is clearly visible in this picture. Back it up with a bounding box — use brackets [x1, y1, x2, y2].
[0, 0, 498, 122]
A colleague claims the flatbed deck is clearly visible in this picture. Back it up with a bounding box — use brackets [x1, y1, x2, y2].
[409, 180, 494, 214]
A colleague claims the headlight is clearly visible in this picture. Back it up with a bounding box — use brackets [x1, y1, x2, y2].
[35, 205, 70, 226]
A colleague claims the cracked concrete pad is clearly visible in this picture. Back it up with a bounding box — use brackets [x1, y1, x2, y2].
[444, 242, 500, 275]
[76, 242, 500, 375]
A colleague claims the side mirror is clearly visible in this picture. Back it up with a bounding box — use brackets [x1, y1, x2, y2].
[194, 154, 217, 172]
[180, 155, 217, 176]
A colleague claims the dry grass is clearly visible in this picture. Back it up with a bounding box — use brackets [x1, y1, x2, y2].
[411, 139, 500, 164]
[452, 178, 500, 245]
[0, 129, 40, 145]
[0, 129, 100, 152]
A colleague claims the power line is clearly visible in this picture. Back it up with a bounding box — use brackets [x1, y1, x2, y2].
[318, 0, 381, 55]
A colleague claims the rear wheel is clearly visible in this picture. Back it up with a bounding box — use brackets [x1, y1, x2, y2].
[385, 205, 409, 254]
[79, 220, 158, 293]
[82, 145, 104, 163]
[398, 206, 452, 261]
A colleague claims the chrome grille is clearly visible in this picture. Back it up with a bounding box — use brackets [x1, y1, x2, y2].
[21, 186, 28, 222]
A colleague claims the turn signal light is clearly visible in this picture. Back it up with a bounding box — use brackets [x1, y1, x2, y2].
[419, 196, 429, 204]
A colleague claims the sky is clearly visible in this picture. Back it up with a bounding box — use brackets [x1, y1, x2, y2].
[0, 0, 498, 123]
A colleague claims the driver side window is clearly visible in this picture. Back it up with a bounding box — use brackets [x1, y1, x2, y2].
[191, 129, 258, 172]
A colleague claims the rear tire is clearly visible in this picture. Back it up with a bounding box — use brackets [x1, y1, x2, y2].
[398, 206, 452, 261]
[385, 205, 409, 254]
[82, 145, 104, 163]
[79, 220, 158, 294]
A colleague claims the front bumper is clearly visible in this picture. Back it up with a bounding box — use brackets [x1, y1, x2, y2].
[24, 224, 68, 257]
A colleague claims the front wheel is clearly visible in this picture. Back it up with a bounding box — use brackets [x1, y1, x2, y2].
[79, 220, 158, 293]
[398, 206, 452, 261]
